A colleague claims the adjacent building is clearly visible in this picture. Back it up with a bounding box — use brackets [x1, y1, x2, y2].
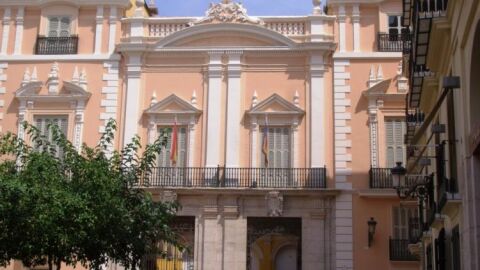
[0, 0, 475, 269]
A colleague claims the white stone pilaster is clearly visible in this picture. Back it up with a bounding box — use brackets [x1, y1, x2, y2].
[250, 117, 258, 168]
[310, 54, 326, 168]
[368, 99, 379, 168]
[188, 121, 196, 167]
[303, 203, 327, 270]
[310, 14, 326, 42]
[335, 193, 353, 270]
[293, 121, 300, 169]
[338, 5, 346, 52]
[73, 101, 85, 152]
[108, 7, 118, 54]
[222, 205, 246, 270]
[94, 6, 104, 55]
[352, 4, 361, 52]
[1, 8, 11, 55]
[205, 52, 223, 167]
[100, 61, 120, 133]
[123, 54, 142, 146]
[13, 7, 24, 55]
[225, 51, 242, 167]
[334, 59, 352, 188]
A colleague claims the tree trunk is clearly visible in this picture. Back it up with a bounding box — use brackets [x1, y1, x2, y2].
[56, 258, 61, 270]
[48, 256, 53, 270]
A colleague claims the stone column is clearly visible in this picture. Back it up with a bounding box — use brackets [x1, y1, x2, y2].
[352, 4, 361, 52]
[199, 196, 221, 270]
[225, 51, 242, 167]
[1, 8, 11, 55]
[73, 100, 86, 152]
[250, 117, 258, 168]
[108, 7, 118, 54]
[205, 52, 223, 167]
[94, 6, 104, 54]
[368, 99, 379, 168]
[222, 199, 247, 270]
[302, 200, 327, 270]
[13, 7, 23, 55]
[338, 5, 346, 52]
[123, 54, 142, 146]
[310, 54, 326, 167]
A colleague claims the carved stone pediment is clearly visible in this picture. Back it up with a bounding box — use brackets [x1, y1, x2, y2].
[248, 93, 305, 117]
[191, 0, 264, 26]
[145, 94, 202, 116]
[265, 191, 283, 217]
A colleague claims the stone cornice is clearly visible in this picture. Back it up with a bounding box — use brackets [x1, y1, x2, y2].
[0, 0, 130, 7]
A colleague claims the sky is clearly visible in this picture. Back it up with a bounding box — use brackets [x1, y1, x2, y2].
[154, 0, 314, 17]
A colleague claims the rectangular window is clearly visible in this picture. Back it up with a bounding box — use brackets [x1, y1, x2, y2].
[261, 126, 291, 168]
[34, 115, 68, 157]
[388, 15, 408, 36]
[48, 16, 71, 37]
[392, 206, 418, 239]
[386, 119, 406, 168]
[157, 126, 187, 167]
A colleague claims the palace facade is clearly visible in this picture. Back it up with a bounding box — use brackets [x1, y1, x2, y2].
[0, 0, 477, 269]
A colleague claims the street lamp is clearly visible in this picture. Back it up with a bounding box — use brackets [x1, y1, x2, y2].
[391, 162, 407, 188]
[390, 162, 432, 199]
[368, 217, 377, 247]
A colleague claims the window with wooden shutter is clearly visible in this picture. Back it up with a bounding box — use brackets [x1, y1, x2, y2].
[261, 126, 291, 168]
[386, 119, 406, 168]
[48, 17, 71, 37]
[157, 126, 187, 167]
[392, 206, 418, 239]
[33, 115, 68, 157]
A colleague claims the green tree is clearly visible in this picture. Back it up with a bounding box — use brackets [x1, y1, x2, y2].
[0, 120, 178, 270]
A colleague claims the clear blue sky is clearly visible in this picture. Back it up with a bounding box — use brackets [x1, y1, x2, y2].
[154, 0, 314, 17]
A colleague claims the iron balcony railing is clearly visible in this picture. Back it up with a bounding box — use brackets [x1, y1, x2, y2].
[141, 253, 194, 270]
[377, 32, 412, 52]
[35, 36, 78, 55]
[389, 238, 419, 261]
[438, 177, 458, 212]
[139, 167, 327, 189]
[369, 167, 419, 189]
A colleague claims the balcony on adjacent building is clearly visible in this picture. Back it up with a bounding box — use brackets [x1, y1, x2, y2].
[35, 36, 78, 55]
[377, 32, 412, 52]
[389, 238, 419, 261]
[369, 167, 420, 189]
[408, 217, 422, 244]
[139, 167, 327, 189]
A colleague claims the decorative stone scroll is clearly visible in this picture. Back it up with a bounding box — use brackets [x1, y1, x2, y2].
[265, 191, 283, 217]
[191, 0, 264, 26]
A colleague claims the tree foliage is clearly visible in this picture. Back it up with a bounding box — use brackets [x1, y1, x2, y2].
[0, 120, 178, 270]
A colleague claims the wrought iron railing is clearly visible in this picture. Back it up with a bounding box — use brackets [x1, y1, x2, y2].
[35, 36, 78, 55]
[438, 177, 458, 212]
[141, 253, 194, 270]
[139, 167, 327, 188]
[377, 32, 412, 52]
[369, 168, 419, 189]
[389, 238, 419, 261]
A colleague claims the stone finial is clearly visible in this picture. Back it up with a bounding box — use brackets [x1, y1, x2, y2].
[21, 68, 31, 86]
[252, 90, 258, 107]
[49, 62, 59, 79]
[369, 65, 375, 81]
[79, 68, 87, 90]
[31, 67, 38, 81]
[377, 65, 384, 81]
[222, 0, 232, 3]
[312, 0, 322, 15]
[191, 90, 197, 105]
[150, 91, 157, 106]
[72, 66, 80, 84]
[293, 90, 300, 107]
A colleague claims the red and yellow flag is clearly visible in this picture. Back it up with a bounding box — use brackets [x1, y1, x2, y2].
[262, 125, 269, 167]
[169, 121, 178, 166]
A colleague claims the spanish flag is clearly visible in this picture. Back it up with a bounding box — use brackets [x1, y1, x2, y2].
[262, 125, 269, 167]
[169, 121, 178, 166]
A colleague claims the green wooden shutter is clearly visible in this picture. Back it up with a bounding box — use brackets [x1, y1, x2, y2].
[178, 127, 187, 167]
[33, 115, 68, 157]
[157, 127, 187, 167]
[393, 207, 418, 239]
[263, 127, 290, 168]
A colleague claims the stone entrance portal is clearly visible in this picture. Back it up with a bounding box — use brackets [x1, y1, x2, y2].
[247, 217, 301, 270]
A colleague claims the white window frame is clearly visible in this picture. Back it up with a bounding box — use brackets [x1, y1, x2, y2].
[260, 125, 293, 169]
[386, 14, 407, 36]
[156, 125, 189, 168]
[385, 118, 406, 168]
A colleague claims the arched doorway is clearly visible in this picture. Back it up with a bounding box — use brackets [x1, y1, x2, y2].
[274, 244, 297, 270]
